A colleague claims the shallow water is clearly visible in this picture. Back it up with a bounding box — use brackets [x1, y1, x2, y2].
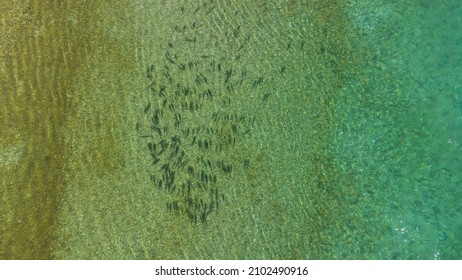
[1, 0, 460, 259]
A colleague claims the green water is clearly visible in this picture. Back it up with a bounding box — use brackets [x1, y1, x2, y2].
[331, 0, 462, 259]
[29, 0, 460, 259]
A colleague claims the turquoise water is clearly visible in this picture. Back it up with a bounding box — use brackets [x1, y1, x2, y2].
[330, 0, 462, 258]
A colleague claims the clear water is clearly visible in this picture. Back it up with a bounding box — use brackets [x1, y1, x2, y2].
[1, 0, 461, 259]
[332, 0, 462, 259]
[50, 1, 462, 259]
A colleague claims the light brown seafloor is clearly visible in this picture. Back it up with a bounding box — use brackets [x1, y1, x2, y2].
[1, 0, 353, 259]
[0, 1, 138, 259]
